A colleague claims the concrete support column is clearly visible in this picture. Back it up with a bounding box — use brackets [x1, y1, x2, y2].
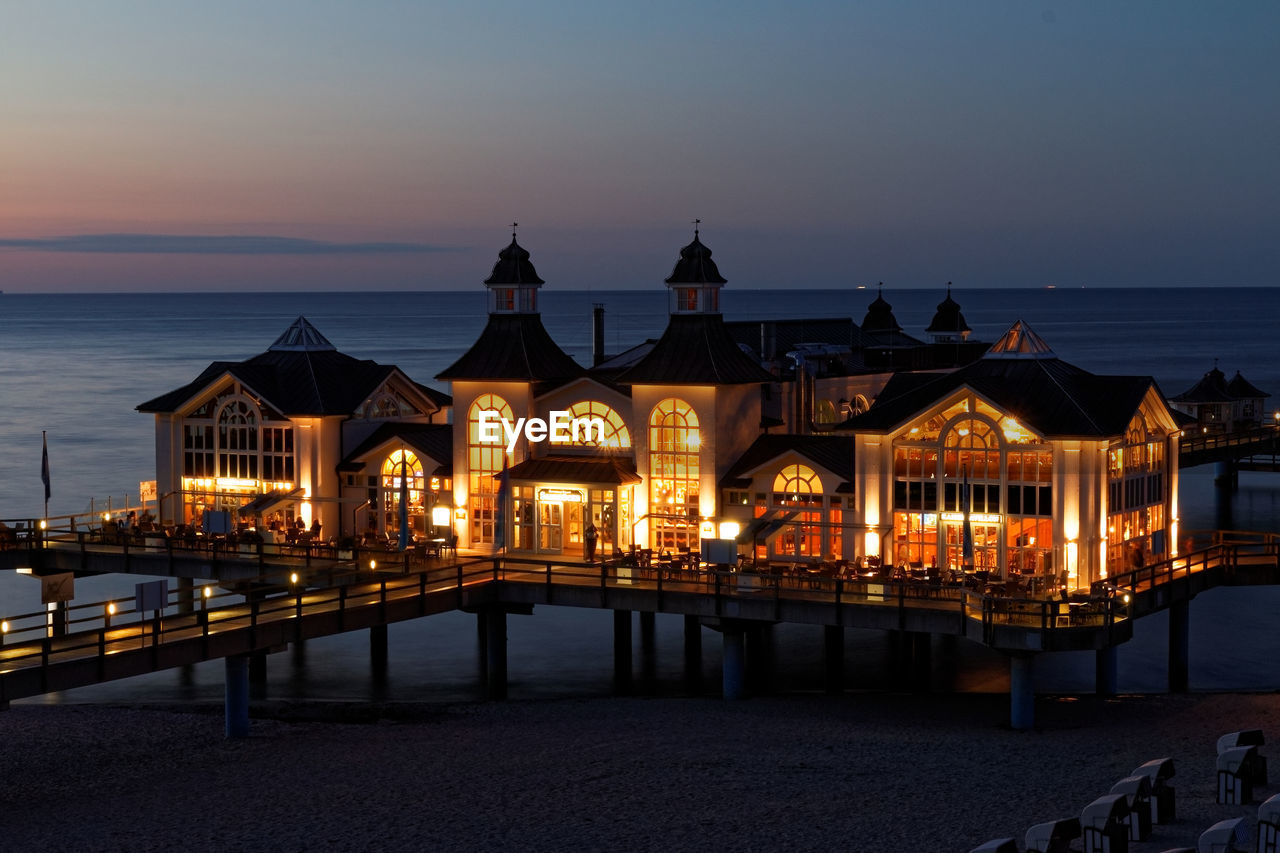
[1009, 653, 1036, 731]
[225, 654, 250, 738]
[745, 624, 774, 695]
[909, 631, 931, 693]
[485, 608, 508, 700]
[176, 577, 195, 615]
[1095, 645, 1118, 697]
[683, 615, 702, 693]
[722, 627, 746, 700]
[370, 624, 388, 669]
[824, 625, 845, 694]
[1169, 598, 1190, 693]
[638, 611, 656, 689]
[613, 610, 632, 695]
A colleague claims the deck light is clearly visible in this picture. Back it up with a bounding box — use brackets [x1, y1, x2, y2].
[369, 559, 377, 571]
[1122, 593, 1131, 604]
[718, 521, 741, 539]
[39, 520, 46, 530]
[103, 512, 110, 522]
[106, 602, 116, 615]
[1, 620, 8, 633]
[202, 586, 211, 598]
[289, 572, 299, 585]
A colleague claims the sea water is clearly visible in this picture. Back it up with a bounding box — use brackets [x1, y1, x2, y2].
[2, 286, 1278, 703]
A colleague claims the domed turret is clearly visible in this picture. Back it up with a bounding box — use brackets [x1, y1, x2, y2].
[924, 283, 971, 343]
[664, 221, 725, 314]
[484, 225, 544, 314]
[860, 284, 902, 333]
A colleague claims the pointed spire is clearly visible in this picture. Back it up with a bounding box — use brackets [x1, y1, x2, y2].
[268, 316, 336, 352]
[984, 320, 1055, 359]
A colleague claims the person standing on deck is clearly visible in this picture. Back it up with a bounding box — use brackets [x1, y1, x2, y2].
[584, 522, 599, 562]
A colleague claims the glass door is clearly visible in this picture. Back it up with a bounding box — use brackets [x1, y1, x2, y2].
[539, 501, 563, 552]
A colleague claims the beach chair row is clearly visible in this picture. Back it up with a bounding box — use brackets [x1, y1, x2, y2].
[970, 729, 1280, 853]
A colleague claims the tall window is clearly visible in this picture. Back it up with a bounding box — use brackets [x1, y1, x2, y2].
[1107, 413, 1167, 572]
[381, 449, 424, 537]
[217, 398, 259, 478]
[649, 398, 700, 550]
[468, 393, 513, 545]
[550, 400, 631, 449]
[773, 464, 822, 558]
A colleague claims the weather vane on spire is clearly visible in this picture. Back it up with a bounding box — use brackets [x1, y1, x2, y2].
[692, 218, 700, 238]
[511, 222, 519, 240]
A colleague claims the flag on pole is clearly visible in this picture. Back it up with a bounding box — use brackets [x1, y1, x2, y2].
[960, 462, 974, 567]
[41, 431, 52, 509]
[397, 454, 410, 552]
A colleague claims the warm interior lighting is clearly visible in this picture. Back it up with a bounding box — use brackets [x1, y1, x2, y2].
[718, 521, 741, 539]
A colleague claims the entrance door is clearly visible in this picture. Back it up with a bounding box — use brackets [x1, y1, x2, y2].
[944, 521, 1001, 574]
[539, 502, 562, 552]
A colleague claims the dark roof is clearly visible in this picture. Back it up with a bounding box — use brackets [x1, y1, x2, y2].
[665, 233, 726, 284]
[138, 320, 424, 416]
[721, 434, 856, 490]
[413, 381, 454, 410]
[612, 314, 774, 385]
[984, 320, 1056, 359]
[843, 356, 1158, 438]
[484, 237, 544, 285]
[504, 454, 640, 485]
[924, 286, 971, 335]
[437, 314, 583, 382]
[339, 423, 453, 474]
[725, 318, 864, 359]
[1226, 371, 1270, 399]
[861, 289, 902, 333]
[1170, 366, 1234, 403]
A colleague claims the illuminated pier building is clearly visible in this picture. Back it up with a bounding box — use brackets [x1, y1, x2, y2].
[138, 232, 1182, 590]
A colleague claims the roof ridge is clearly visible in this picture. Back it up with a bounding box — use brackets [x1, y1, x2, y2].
[1034, 359, 1104, 434]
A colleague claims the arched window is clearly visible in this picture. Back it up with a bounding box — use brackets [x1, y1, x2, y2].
[217, 397, 259, 479]
[648, 398, 700, 550]
[1107, 412, 1167, 573]
[551, 400, 631, 449]
[772, 464, 823, 558]
[814, 399, 838, 427]
[468, 394, 513, 545]
[381, 449, 425, 537]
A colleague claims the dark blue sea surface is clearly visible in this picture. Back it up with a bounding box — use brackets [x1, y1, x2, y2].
[1, 286, 1278, 702]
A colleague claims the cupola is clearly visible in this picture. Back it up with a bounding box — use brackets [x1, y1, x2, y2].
[924, 282, 971, 343]
[860, 284, 902, 333]
[664, 221, 726, 315]
[484, 224, 544, 314]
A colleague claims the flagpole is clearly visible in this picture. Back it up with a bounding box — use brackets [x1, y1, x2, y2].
[41, 430, 51, 520]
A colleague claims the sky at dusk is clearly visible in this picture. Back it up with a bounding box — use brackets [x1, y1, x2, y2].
[2, 1, 1278, 292]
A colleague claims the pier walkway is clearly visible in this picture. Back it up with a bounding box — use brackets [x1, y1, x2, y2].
[1179, 424, 1280, 470]
[1, 529, 1278, 731]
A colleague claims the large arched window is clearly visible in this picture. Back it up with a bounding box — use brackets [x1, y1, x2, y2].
[217, 397, 260, 479]
[772, 464, 823, 558]
[649, 398, 700, 550]
[550, 400, 631, 449]
[381, 449, 425, 537]
[468, 394, 513, 545]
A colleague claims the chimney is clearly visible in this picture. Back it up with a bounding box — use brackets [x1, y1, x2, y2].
[592, 303, 606, 366]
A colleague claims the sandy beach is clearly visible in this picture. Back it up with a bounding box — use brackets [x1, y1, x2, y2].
[2, 691, 1277, 851]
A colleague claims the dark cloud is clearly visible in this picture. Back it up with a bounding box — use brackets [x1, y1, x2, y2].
[0, 234, 457, 255]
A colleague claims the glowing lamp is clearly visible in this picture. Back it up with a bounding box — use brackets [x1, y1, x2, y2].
[106, 602, 116, 616]
[369, 560, 377, 571]
[718, 521, 741, 539]
[289, 572, 299, 585]
[39, 520, 46, 530]
[432, 506, 451, 527]
[698, 519, 715, 539]
[202, 586, 212, 598]
[454, 508, 467, 520]
[1, 620, 9, 633]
